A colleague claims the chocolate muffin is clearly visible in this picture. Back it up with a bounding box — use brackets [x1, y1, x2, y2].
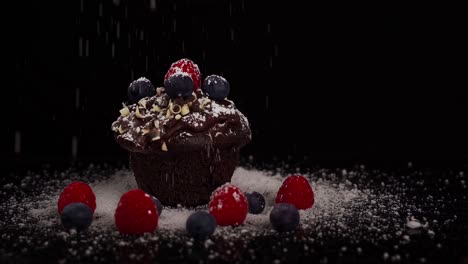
[111, 61, 251, 207]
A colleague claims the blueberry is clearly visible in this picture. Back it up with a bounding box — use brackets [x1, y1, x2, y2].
[186, 211, 217, 240]
[202, 75, 230, 101]
[127, 77, 156, 103]
[164, 73, 194, 98]
[60, 202, 93, 231]
[269, 203, 300, 232]
[151, 196, 163, 216]
[246, 191, 266, 214]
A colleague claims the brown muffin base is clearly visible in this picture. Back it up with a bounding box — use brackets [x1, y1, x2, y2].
[129, 147, 240, 207]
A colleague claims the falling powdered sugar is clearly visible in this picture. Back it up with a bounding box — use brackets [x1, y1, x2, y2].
[13, 167, 442, 235]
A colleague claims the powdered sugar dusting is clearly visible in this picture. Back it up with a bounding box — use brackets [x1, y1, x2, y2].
[20, 168, 370, 233]
[0, 164, 464, 262]
[232, 167, 282, 206]
[7, 166, 460, 238]
[135, 77, 151, 83]
[207, 75, 226, 86]
[170, 71, 191, 78]
[209, 101, 236, 118]
[407, 218, 422, 229]
[157, 208, 193, 230]
[92, 170, 137, 228]
[112, 82, 251, 152]
[232, 191, 240, 202]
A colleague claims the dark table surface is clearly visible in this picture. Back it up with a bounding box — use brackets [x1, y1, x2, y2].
[0, 157, 467, 264]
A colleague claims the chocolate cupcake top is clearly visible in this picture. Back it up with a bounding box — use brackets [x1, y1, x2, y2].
[111, 83, 251, 154]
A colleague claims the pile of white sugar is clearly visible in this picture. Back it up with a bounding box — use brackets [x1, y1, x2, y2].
[1, 164, 464, 263]
[24, 167, 428, 235]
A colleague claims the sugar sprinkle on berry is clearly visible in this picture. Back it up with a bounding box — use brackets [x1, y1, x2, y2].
[127, 77, 156, 104]
[202, 75, 230, 101]
[164, 58, 201, 91]
[209, 183, 248, 226]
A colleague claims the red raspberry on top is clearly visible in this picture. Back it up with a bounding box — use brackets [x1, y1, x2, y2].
[209, 183, 248, 226]
[164, 58, 201, 91]
[275, 175, 315, 210]
[114, 189, 158, 234]
[57, 181, 96, 214]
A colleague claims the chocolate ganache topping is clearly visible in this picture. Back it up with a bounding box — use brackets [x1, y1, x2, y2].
[111, 87, 251, 154]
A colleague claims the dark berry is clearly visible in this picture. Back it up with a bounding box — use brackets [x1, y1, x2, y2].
[246, 191, 266, 214]
[163, 73, 194, 98]
[57, 181, 96, 214]
[60, 202, 93, 231]
[209, 183, 248, 226]
[151, 196, 163, 216]
[276, 175, 314, 210]
[127, 77, 156, 103]
[202, 75, 230, 101]
[164, 58, 201, 90]
[186, 211, 217, 240]
[269, 203, 300, 232]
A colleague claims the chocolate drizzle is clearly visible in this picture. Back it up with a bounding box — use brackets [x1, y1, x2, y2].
[112, 88, 251, 154]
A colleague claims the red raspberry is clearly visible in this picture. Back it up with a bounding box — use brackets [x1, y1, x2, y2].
[275, 175, 314, 210]
[164, 58, 201, 91]
[114, 189, 158, 234]
[209, 183, 248, 226]
[57, 181, 96, 214]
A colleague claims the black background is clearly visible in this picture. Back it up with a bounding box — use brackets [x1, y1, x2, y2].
[6, 0, 468, 172]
